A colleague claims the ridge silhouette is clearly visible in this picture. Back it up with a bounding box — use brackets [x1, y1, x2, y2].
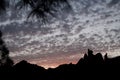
[0, 49, 120, 79]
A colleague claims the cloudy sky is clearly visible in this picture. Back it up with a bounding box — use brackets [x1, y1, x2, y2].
[0, 0, 120, 68]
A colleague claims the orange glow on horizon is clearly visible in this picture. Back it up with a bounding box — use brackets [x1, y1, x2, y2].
[29, 58, 79, 69]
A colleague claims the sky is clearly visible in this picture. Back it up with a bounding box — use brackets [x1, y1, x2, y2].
[0, 0, 120, 68]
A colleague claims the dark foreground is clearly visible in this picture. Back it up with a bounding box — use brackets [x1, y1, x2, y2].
[0, 49, 120, 80]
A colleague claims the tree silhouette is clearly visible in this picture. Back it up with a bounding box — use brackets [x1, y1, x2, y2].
[0, 31, 13, 67]
[0, 0, 71, 20]
[0, 0, 6, 12]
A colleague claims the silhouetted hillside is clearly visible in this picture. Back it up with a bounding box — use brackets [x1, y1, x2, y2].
[0, 49, 120, 80]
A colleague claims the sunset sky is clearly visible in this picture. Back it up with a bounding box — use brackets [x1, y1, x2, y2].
[0, 0, 120, 68]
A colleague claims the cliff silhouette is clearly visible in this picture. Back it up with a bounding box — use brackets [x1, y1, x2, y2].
[0, 49, 120, 79]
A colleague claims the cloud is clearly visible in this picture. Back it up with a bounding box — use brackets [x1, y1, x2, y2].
[0, 18, 26, 26]
[0, 0, 120, 63]
[108, 0, 120, 6]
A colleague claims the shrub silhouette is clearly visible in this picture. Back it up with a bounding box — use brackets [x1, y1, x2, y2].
[0, 31, 13, 68]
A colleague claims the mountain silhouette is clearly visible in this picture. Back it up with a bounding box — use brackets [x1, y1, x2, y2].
[0, 49, 120, 79]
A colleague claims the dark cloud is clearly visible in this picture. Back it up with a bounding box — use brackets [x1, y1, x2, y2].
[108, 0, 120, 6]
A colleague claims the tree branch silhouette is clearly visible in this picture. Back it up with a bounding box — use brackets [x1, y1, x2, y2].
[0, 0, 71, 21]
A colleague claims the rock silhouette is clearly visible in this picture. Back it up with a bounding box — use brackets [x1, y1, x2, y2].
[0, 49, 120, 79]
